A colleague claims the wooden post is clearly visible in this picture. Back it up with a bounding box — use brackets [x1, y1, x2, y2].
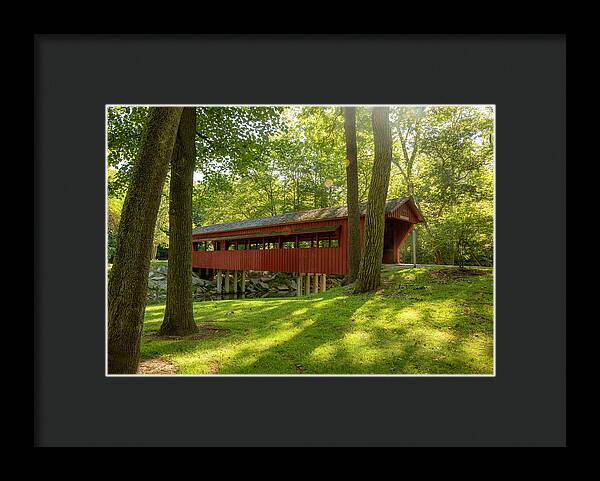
[320, 274, 326, 292]
[224, 270, 230, 293]
[412, 228, 417, 267]
[305, 273, 311, 295]
[233, 271, 238, 293]
[216, 269, 222, 293]
[313, 273, 319, 293]
[241, 271, 246, 293]
[297, 273, 303, 296]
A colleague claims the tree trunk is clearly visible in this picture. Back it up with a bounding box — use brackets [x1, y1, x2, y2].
[355, 107, 393, 292]
[108, 107, 183, 374]
[344, 107, 361, 282]
[159, 108, 198, 336]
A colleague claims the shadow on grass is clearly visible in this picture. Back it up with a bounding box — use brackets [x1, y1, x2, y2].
[140, 267, 494, 375]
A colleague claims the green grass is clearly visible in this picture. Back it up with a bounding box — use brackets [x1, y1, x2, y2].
[108, 259, 167, 271]
[149, 260, 168, 268]
[141, 266, 494, 375]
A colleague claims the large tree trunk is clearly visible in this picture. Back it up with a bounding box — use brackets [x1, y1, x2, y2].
[344, 107, 361, 282]
[159, 108, 198, 336]
[108, 107, 183, 374]
[355, 107, 393, 292]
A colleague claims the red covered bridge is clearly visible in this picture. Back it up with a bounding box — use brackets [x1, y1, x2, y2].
[192, 197, 423, 294]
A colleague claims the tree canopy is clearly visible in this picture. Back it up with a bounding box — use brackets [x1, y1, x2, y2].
[107, 105, 494, 267]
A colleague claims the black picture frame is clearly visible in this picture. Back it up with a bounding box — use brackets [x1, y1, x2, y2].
[34, 34, 566, 446]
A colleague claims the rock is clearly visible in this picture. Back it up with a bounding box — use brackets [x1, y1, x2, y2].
[156, 265, 168, 274]
[290, 280, 297, 289]
[250, 279, 270, 289]
[192, 277, 212, 286]
[148, 279, 167, 290]
[277, 285, 289, 291]
[151, 275, 166, 281]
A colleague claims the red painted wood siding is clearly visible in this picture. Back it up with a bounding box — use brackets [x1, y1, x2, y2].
[193, 218, 349, 275]
[388, 203, 420, 223]
[192, 212, 418, 275]
[193, 247, 347, 275]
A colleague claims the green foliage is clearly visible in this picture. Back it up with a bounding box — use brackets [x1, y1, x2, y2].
[107, 106, 149, 198]
[418, 106, 493, 209]
[196, 106, 285, 176]
[154, 182, 170, 252]
[107, 194, 123, 262]
[108, 105, 495, 266]
[404, 200, 493, 267]
[193, 106, 357, 224]
[140, 267, 493, 374]
[390, 106, 494, 265]
[108, 106, 284, 253]
[107, 106, 284, 197]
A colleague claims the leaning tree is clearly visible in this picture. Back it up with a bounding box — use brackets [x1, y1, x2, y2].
[355, 107, 393, 292]
[108, 107, 183, 374]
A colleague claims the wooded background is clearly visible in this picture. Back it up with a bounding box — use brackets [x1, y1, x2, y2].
[108, 105, 494, 267]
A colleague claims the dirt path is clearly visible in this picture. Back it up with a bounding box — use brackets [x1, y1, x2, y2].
[137, 358, 177, 375]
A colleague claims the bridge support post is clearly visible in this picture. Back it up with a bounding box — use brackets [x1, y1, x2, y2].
[320, 274, 327, 292]
[241, 271, 246, 293]
[305, 273, 311, 295]
[297, 273, 303, 296]
[412, 228, 417, 267]
[233, 271, 238, 293]
[224, 270, 230, 293]
[216, 269, 222, 293]
[313, 273, 319, 293]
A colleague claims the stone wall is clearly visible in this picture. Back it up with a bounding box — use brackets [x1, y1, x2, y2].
[146, 265, 343, 301]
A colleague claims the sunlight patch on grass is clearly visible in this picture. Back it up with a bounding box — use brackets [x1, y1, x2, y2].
[242, 319, 315, 353]
[139, 266, 494, 374]
[410, 325, 455, 347]
[342, 330, 373, 348]
[392, 307, 422, 324]
[309, 343, 338, 362]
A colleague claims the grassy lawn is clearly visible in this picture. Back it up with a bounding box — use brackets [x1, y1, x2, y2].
[108, 259, 168, 271]
[141, 266, 494, 375]
[150, 260, 168, 268]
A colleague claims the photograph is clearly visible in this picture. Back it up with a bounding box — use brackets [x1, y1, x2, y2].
[36, 34, 565, 446]
[106, 104, 495, 376]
